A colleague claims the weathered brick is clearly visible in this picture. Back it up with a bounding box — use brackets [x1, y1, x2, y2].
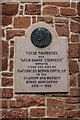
[2, 3, 18, 15]
[14, 17, 31, 28]
[10, 41, 14, 46]
[2, 41, 9, 58]
[43, 2, 70, 7]
[65, 97, 80, 104]
[71, 34, 79, 42]
[20, 5, 23, 9]
[0, 100, 8, 108]
[32, 16, 36, 24]
[2, 58, 8, 71]
[16, 95, 45, 107]
[71, 21, 80, 33]
[2, 88, 13, 98]
[71, 16, 80, 23]
[6, 30, 25, 40]
[65, 104, 78, 110]
[2, 15, 12, 26]
[9, 60, 13, 72]
[1, 78, 13, 86]
[78, 73, 80, 87]
[30, 108, 45, 117]
[37, 16, 53, 24]
[68, 44, 79, 58]
[47, 98, 64, 117]
[77, 2, 80, 15]
[9, 100, 15, 108]
[25, 3, 41, 15]
[70, 74, 77, 86]
[19, 10, 23, 15]
[70, 88, 80, 97]
[10, 47, 14, 58]
[60, 8, 76, 16]
[43, 6, 59, 16]
[55, 24, 69, 37]
[2, 109, 28, 119]
[2, 29, 5, 37]
[71, 2, 76, 8]
[2, 72, 13, 77]
[55, 17, 69, 23]
[69, 60, 79, 74]
[66, 110, 80, 118]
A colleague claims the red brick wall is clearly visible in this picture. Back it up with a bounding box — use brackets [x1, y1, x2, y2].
[1, 1, 80, 119]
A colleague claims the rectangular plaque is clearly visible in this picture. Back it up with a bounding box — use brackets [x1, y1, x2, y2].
[15, 22, 68, 93]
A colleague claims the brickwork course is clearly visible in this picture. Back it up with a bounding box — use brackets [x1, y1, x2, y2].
[0, 0, 80, 119]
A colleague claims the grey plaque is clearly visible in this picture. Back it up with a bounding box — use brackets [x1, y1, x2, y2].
[15, 22, 68, 93]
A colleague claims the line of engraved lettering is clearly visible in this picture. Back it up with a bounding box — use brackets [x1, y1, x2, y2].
[25, 51, 58, 55]
[20, 58, 63, 62]
[17, 69, 66, 73]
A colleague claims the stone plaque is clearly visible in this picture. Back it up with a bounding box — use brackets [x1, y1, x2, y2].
[15, 22, 68, 93]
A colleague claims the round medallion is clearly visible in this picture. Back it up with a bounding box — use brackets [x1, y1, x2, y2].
[31, 27, 52, 48]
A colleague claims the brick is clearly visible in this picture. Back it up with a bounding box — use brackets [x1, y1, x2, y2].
[30, 108, 45, 117]
[65, 97, 80, 104]
[43, 2, 70, 7]
[16, 95, 45, 107]
[2, 58, 8, 71]
[68, 44, 79, 58]
[2, 88, 13, 98]
[2, 3, 18, 15]
[66, 110, 80, 118]
[70, 88, 80, 97]
[0, 100, 8, 108]
[71, 16, 80, 23]
[10, 47, 14, 58]
[32, 16, 36, 24]
[71, 21, 80, 33]
[10, 41, 14, 46]
[71, 34, 79, 42]
[55, 17, 69, 23]
[77, 2, 80, 15]
[2, 29, 5, 37]
[20, 5, 23, 9]
[14, 17, 31, 28]
[47, 98, 64, 117]
[9, 60, 13, 71]
[2, 41, 9, 58]
[70, 74, 76, 86]
[2, 109, 28, 119]
[78, 58, 80, 62]
[78, 73, 80, 87]
[65, 104, 78, 110]
[2, 15, 12, 26]
[69, 60, 79, 74]
[37, 16, 53, 24]
[19, 10, 23, 15]
[71, 2, 76, 8]
[1, 78, 13, 86]
[6, 30, 25, 40]
[43, 6, 59, 16]
[60, 8, 76, 16]
[9, 100, 15, 108]
[55, 24, 69, 37]
[25, 3, 41, 15]
[2, 72, 13, 77]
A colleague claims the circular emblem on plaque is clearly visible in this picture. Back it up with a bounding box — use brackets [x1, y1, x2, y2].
[31, 27, 52, 48]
